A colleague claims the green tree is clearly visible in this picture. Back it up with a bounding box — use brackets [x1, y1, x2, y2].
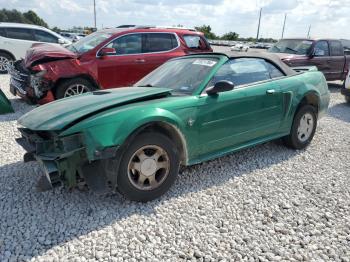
[221, 32, 239, 41]
[23, 10, 48, 27]
[194, 25, 217, 39]
[0, 9, 48, 28]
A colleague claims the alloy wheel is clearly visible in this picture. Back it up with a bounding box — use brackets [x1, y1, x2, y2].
[297, 112, 314, 142]
[0, 56, 12, 72]
[64, 84, 90, 97]
[127, 145, 170, 191]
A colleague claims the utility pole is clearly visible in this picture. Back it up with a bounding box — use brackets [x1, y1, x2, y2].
[93, 0, 97, 29]
[281, 13, 287, 39]
[256, 8, 262, 43]
[307, 25, 311, 38]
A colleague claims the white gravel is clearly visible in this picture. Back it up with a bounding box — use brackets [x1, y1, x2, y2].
[0, 75, 350, 262]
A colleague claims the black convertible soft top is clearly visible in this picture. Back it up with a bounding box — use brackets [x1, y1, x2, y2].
[191, 52, 298, 76]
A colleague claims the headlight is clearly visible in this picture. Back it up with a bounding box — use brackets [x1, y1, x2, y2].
[30, 70, 47, 97]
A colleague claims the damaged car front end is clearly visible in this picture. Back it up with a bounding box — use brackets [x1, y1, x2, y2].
[9, 60, 52, 104]
[16, 127, 120, 192]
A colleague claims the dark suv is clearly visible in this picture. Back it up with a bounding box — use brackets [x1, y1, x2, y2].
[9, 26, 212, 104]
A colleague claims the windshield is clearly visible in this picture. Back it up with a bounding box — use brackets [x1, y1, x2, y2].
[67, 31, 113, 53]
[135, 57, 219, 94]
[268, 39, 313, 55]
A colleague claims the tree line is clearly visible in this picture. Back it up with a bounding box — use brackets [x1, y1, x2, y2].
[0, 9, 48, 28]
[194, 25, 277, 43]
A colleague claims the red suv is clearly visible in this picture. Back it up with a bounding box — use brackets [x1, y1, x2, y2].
[9, 26, 212, 104]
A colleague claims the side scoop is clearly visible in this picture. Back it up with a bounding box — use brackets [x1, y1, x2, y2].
[0, 88, 14, 114]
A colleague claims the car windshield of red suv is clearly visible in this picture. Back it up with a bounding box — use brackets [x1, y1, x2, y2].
[68, 31, 113, 54]
[268, 39, 313, 55]
[135, 57, 218, 94]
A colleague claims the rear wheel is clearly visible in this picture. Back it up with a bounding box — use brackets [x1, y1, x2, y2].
[55, 78, 96, 99]
[283, 105, 317, 149]
[0, 52, 14, 74]
[117, 133, 180, 202]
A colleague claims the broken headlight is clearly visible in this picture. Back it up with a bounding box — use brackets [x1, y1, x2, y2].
[30, 70, 47, 97]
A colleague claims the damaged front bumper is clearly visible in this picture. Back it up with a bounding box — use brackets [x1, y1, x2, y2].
[9, 60, 52, 104]
[16, 128, 120, 192]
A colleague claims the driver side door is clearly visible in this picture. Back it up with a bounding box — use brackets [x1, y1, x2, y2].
[197, 58, 285, 156]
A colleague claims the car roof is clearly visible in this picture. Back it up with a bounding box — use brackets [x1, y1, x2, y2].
[98, 26, 202, 35]
[188, 52, 297, 76]
[0, 22, 47, 30]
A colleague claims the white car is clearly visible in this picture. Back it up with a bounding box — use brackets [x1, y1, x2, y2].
[0, 23, 71, 73]
[231, 43, 249, 52]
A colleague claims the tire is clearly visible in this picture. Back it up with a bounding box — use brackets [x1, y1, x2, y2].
[345, 96, 350, 103]
[283, 105, 317, 150]
[117, 132, 180, 202]
[55, 78, 96, 99]
[0, 52, 14, 74]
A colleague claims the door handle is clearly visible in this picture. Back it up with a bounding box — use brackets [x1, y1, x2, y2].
[135, 59, 146, 63]
[266, 89, 276, 95]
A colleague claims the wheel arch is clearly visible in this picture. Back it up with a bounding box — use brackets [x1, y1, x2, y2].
[296, 91, 320, 115]
[52, 74, 100, 96]
[121, 121, 188, 166]
[0, 49, 15, 60]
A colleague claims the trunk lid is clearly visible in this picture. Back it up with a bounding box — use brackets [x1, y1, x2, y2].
[24, 43, 77, 68]
[18, 87, 172, 130]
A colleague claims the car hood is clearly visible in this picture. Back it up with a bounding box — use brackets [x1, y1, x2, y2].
[24, 43, 77, 68]
[18, 87, 172, 131]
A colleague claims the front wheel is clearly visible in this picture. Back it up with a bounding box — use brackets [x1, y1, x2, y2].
[283, 105, 317, 150]
[117, 133, 180, 202]
[55, 78, 96, 99]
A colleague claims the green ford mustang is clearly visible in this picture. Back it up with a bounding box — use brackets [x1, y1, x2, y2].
[16, 52, 330, 201]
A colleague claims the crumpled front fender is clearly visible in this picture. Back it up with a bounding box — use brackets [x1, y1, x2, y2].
[60, 106, 188, 161]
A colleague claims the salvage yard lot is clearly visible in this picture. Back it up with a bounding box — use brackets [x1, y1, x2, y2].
[1, 73, 350, 261]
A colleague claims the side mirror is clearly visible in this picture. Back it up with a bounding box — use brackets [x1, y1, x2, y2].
[99, 47, 117, 56]
[206, 80, 234, 96]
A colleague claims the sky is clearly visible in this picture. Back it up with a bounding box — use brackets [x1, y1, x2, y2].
[1, 0, 350, 39]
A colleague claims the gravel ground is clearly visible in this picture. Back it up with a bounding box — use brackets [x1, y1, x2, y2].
[0, 74, 350, 262]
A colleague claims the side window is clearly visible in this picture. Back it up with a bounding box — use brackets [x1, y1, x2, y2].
[329, 41, 344, 56]
[209, 58, 271, 87]
[183, 35, 201, 49]
[144, 33, 178, 53]
[314, 41, 329, 56]
[34, 30, 58, 43]
[265, 61, 285, 78]
[107, 34, 142, 55]
[5, 28, 34, 41]
[0, 28, 6, 37]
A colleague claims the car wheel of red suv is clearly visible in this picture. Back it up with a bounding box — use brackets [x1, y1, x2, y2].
[55, 78, 96, 99]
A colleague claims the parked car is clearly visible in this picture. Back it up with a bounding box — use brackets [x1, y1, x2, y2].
[9, 26, 212, 104]
[60, 32, 83, 42]
[231, 43, 249, 52]
[0, 23, 71, 74]
[0, 88, 13, 114]
[16, 52, 330, 201]
[268, 38, 350, 81]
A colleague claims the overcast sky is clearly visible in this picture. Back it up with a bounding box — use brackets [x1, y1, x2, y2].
[1, 0, 350, 39]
